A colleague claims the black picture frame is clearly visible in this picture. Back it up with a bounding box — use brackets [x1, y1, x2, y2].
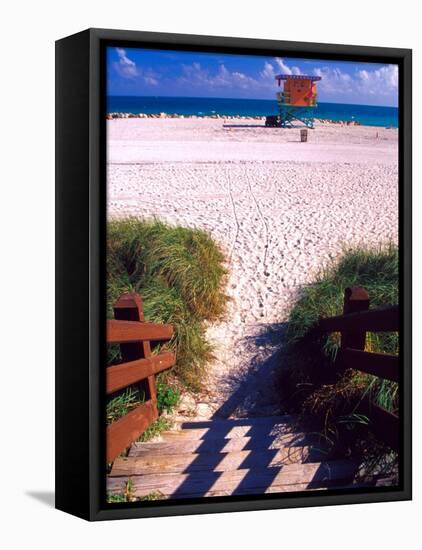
[55, 28, 412, 521]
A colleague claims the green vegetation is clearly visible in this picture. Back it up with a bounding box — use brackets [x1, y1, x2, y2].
[281, 244, 398, 451]
[156, 382, 180, 414]
[106, 386, 145, 425]
[107, 479, 163, 503]
[106, 218, 228, 456]
[107, 218, 229, 391]
[137, 415, 173, 442]
[106, 382, 180, 426]
[106, 382, 178, 467]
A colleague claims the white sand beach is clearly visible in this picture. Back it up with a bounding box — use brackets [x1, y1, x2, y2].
[107, 117, 398, 419]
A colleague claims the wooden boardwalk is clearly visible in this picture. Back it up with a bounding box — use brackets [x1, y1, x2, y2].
[106, 290, 398, 500]
[106, 415, 382, 499]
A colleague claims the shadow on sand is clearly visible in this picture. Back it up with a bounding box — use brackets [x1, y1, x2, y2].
[222, 123, 268, 129]
[167, 321, 364, 499]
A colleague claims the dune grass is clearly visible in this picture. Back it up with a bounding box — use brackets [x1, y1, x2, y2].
[106, 386, 146, 425]
[107, 218, 229, 391]
[281, 243, 399, 450]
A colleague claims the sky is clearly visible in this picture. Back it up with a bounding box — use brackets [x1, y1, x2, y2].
[107, 47, 398, 107]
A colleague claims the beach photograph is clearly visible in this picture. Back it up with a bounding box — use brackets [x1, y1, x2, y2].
[105, 46, 399, 502]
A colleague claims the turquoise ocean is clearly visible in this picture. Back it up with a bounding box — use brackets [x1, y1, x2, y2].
[107, 96, 398, 128]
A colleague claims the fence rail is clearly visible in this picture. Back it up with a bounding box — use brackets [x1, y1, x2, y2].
[107, 320, 173, 344]
[315, 287, 399, 451]
[336, 348, 399, 383]
[106, 293, 175, 462]
[318, 305, 399, 334]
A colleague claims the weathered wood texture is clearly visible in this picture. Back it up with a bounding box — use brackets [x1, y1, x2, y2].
[129, 433, 318, 456]
[107, 459, 361, 498]
[107, 415, 397, 498]
[111, 446, 326, 476]
[159, 416, 298, 440]
[178, 415, 296, 430]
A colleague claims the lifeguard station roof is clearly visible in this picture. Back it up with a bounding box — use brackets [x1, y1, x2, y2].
[275, 74, 322, 81]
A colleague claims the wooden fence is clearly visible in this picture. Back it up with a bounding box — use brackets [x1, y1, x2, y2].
[106, 293, 175, 462]
[316, 287, 399, 451]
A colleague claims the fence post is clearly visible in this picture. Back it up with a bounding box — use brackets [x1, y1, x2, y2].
[341, 287, 370, 351]
[113, 294, 158, 417]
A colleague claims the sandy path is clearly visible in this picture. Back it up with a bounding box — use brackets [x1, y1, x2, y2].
[107, 118, 398, 419]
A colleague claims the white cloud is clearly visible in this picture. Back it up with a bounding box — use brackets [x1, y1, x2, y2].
[113, 48, 158, 86]
[314, 63, 398, 103]
[275, 58, 292, 75]
[163, 56, 398, 105]
[358, 64, 398, 89]
[260, 62, 275, 79]
[177, 57, 307, 95]
[179, 62, 263, 91]
[115, 48, 138, 78]
[144, 75, 158, 86]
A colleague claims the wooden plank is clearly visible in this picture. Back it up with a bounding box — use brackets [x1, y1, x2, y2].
[161, 424, 297, 441]
[161, 426, 294, 441]
[106, 352, 175, 394]
[107, 473, 396, 499]
[107, 459, 361, 498]
[338, 348, 399, 382]
[107, 319, 173, 344]
[128, 432, 320, 456]
[178, 415, 296, 430]
[110, 446, 327, 476]
[318, 305, 399, 334]
[106, 478, 321, 499]
[106, 400, 158, 463]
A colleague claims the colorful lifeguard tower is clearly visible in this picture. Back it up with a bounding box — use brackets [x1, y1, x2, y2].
[274, 74, 322, 128]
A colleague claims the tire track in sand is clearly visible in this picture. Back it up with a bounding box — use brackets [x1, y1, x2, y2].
[226, 165, 241, 262]
[243, 164, 270, 319]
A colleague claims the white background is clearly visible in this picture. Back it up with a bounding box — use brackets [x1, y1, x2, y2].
[1, 1, 420, 548]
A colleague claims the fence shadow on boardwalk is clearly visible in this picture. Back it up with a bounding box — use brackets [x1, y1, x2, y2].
[170, 321, 361, 499]
[107, 292, 397, 499]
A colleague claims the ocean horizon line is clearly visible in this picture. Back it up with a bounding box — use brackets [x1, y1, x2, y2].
[106, 96, 398, 128]
[107, 94, 397, 109]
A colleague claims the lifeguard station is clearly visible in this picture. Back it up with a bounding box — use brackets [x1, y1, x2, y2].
[273, 74, 322, 129]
